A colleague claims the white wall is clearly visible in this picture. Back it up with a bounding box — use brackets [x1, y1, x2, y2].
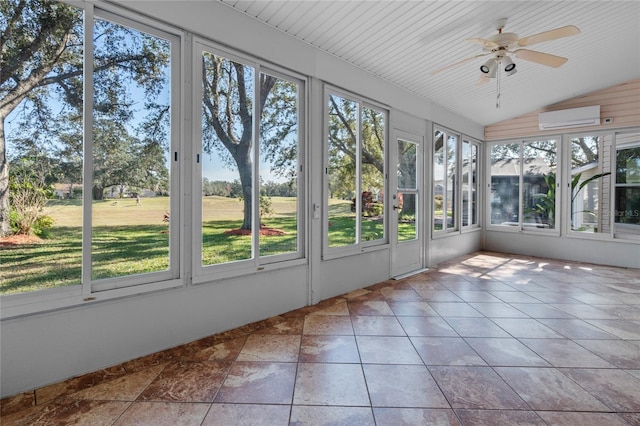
[484, 232, 639, 269]
[1, 266, 308, 397]
[0, 0, 484, 398]
[430, 231, 483, 267]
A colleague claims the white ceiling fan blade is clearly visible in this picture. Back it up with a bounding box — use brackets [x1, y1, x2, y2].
[476, 75, 490, 86]
[431, 53, 491, 76]
[517, 25, 580, 47]
[513, 49, 568, 68]
[466, 37, 499, 49]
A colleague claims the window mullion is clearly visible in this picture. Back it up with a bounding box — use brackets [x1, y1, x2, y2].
[355, 102, 362, 244]
[81, 4, 94, 295]
[253, 67, 260, 264]
[443, 132, 448, 233]
[518, 141, 525, 231]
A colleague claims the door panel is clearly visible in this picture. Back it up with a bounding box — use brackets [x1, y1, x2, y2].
[390, 131, 424, 277]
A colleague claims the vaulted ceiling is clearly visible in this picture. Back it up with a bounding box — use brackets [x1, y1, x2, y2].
[219, 1, 640, 126]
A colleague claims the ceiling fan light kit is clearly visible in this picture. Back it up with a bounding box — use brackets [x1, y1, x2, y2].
[432, 18, 580, 108]
[502, 56, 516, 73]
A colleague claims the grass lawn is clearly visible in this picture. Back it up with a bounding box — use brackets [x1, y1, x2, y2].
[1, 197, 414, 295]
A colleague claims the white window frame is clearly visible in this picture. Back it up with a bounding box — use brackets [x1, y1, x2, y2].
[565, 131, 613, 240]
[1, 1, 184, 319]
[486, 138, 560, 235]
[461, 137, 481, 231]
[90, 8, 182, 292]
[192, 39, 307, 283]
[323, 86, 389, 259]
[432, 126, 460, 237]
[612, 130, 640, 241]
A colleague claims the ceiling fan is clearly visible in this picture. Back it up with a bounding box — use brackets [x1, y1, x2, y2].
[431, 18, 581, 80]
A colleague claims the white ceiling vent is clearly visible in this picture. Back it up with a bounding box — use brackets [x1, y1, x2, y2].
[539, 105, 600, 130]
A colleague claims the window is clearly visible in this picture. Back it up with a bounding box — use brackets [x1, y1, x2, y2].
[326, 91, 386, 251]
[397, 139, 418, 242]
[569, 135, 611, 234]
[433, 128, 459, 233]
[195, 43, 304, 277]
[489, 139, 558, 232]
[91, 13, 177, 290]
[2, 1, 180, 297]
[614, 131, 640, 237]
[461, 138, 479, 228]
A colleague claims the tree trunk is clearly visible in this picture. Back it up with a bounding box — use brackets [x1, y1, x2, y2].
[0, 119, 12, 237]
[93, 185, 104, 200]
[237, 157, 253, 230]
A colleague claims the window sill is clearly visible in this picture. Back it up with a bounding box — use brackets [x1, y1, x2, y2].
[485, 225, 560, 236]
[192, 257, 307, 285]
[1, 279, 184, 321]
[432, 227, 482, 239]
[322, 243, 390, 261]
[566, 232, 640, 244]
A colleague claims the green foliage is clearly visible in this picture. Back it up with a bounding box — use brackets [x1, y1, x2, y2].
[434, 194, 444, 211]
[8, 210, 20, 234]
[327, 96, 385, 201]
[532, 172, 557, 227]
[532, 171, 612, 228]
[1, 0, 172, 236]
[237, 192, 275, 219]
[368, 203, 384, 217]
[571, 171, 611, 203]
[8, 157, 56, 235]
[201, 54, 300, 230]
[33, 215, 55, 238]
[259, 194, 274, 218]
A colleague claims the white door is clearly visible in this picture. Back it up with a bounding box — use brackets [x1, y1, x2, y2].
[390, 130, 424, 277]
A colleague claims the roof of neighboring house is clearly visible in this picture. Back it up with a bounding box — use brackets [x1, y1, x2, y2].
[571, 161, 599, 175]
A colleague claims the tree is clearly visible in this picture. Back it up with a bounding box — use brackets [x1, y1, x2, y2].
[201, 54, 298, 230]
[327, 95, 385, 201]
[1, 0, 78, 235]
[1, 0, 171, 236]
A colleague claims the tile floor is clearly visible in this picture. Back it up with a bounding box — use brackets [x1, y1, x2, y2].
[2, 251, 640, 425]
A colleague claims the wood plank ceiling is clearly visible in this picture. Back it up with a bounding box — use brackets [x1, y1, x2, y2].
[219, 1, 640, 126]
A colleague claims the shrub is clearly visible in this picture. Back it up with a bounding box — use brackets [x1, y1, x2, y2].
[434, 194, 444, 211]
[33, 215, 55, 238]
[9, 158, 56, 235]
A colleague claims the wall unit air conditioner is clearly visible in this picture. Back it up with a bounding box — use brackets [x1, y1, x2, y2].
[538, 105, 600, 130]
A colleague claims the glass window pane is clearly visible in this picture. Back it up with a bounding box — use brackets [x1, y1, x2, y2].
[570, 136, 608, 233]
[259, 73, 299, 256]
[91, 18, 172, 280]
[616, 146, 640, 185]
[398, 192, 417, 242]
[615, 135, 640, 229]
[490, 143, 520, 226]
[522, 140, 557, 229]
[1, 1, 83, 294]
[446, 134, 457, 230]
[461, 140, 478, 228]
[397, 139, 417, 242]
[462, 141, 470, 227]
[471, 143, 478, 225]
[433, 130, 445, 231]
[201, 52, 255, 265]
[327, 95, 357, 247]
[361, 107, 385, 243]
[398, 140, 417, 190]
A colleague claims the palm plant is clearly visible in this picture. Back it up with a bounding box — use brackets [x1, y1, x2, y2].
[533, 171, 611, 228]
